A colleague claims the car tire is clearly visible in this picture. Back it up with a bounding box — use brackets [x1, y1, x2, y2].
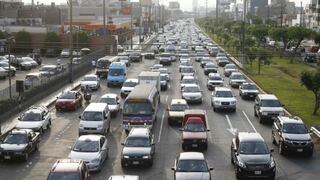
[272, 134, 276, 145]
[47, 120, 52, 129]
[259, 116, 264, 124]
[39, 127, 44, 134]
[168, 119, 173, 126]
[254, 108, 258, 117]
[35, 143, 39, 151]
[213, 107, 217, 112]
[23, 153, 29, 162]
[279, 141, 285, 155]
[121, 160, 127, 168]
[235, 166, 242, 179]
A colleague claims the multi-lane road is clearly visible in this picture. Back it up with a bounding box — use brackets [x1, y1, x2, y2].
[0, 28, 320, 180]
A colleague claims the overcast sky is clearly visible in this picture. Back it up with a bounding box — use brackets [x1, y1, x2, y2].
[23, 0, 308, 12]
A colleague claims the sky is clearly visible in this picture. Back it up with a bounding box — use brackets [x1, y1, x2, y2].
[22, 0, 309, 12]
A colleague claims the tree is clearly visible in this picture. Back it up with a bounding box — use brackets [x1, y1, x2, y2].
[256, 48, 271, 75]
[301, 70, 320, 115]
[44, 32, 60, 49]
[269, 27, 288, 52]
[0, 31, 5, 39]
[248, 25, 268, 46]
[245, 47, 257, 66]
[313, 32, 320, 47]
[287, 26, 314, 52]
[15, 30, 32, 52]
[247, 13, 263, 25]
[73, 31, 89, 49]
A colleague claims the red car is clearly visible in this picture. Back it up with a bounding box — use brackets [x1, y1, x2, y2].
[55, 91, 83, 111]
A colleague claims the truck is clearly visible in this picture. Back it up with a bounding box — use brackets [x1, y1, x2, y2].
[138, 71, 161, 92]
[96, 56, 119, 77]
[180, 109, 210, 150]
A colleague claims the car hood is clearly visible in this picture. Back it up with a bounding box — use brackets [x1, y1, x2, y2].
[230, 79, 246, 82]
[175, 172, 210, 180]
[214, 97, 236, 102]
[121, 87, 134, 92]
[69, 151, 99, 162]
[81, 81, 97, 86]
[183, 131, 207, 139]
[225, 68, 237, 72]
[0, 143, 28, 151]
[239, 154, 271, 165]
[16, 121, 43, 129]
[80, 120, 103, 128]
[241, 89, 259, 93]
[208, 80, 223, 84]
[183, 92, 202, 97]
[282, 133, 311, 141]
[108, 104, 118, 111]
[122, 147, 151, 156]
[260, 107, 284, 112]
[169, 111, 185, 117]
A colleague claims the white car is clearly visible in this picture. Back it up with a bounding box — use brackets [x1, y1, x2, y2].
[120, 78, 139, 98]
[181, 84, 202, 104]
[150, 64, 163, 71]
[159, 68, 170, 81]
[229, 72, 246, 88]
[60, 48, 70, 58]
[207, 73, 224, 91]
[99, 93, 120, 117]
[68, 135, 108, 171]
[16, 106, 51, 133]
[81, 74, 100, 90]
[181, 76, 197, 89]
[211, 87, 237, 112]
[22, 57, 38, 68]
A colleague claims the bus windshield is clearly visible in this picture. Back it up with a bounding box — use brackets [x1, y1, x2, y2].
[123, 102, 153, 115]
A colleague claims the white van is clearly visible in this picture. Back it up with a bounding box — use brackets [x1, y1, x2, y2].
[78, 103, 111, 136]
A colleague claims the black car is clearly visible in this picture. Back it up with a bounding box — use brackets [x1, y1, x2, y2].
[231, 132, 276, 179]
[304, 53, 317, 63]
[204, 63, 218, 75]
[0, 129, 40, 161]
[129, 52, 142, 62]
[144, 51, 155, 59]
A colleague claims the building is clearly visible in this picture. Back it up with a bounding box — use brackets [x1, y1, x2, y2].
[192, 0, 198, 13]
[248, 0, 268, 15]
[305, 0, 320, 30]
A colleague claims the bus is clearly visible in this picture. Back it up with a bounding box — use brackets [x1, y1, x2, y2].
[122, 84, 160, 132]
[96, 56, 119, 77]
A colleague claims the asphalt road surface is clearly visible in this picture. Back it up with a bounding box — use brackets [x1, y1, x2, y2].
[0, 31, 319, 180]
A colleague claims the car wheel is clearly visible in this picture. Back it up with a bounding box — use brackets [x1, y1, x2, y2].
[254, 108, 258, 117]
[279, 141, 285, 155]
[121, 160, 127, 168]
[168, 119, 173, 126]
[47, 120, 52, 129]
[259, 116, 264, 124]
[35, 143, 39, 151]
[231, 151, 234, 164]
[235, 166, 242, 179]
[39, 127, 44, 134]
[272, 134, 276, 145]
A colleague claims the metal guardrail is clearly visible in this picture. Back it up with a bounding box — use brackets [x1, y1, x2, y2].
[311, 126, 320, 138]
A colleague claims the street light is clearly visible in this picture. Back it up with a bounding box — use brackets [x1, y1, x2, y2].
[7, 36, 15, 100]
[68, 0, 73, 83]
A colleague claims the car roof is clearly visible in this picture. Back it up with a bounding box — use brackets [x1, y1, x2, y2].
[78, 134, 102, 142]
[238, 132, 264, 142]
[125, 78, 139, 83]
[171, 99, 187, 105]
[230, 72, 242, 76]
[183, 84, 199, 88]
[208, 73, 221, 77]
[179, 152, 205, 160]
[11, 128, 32, 134]
[108, 175, 139, 180]
[129, 128, 150, 137]
[277, 116, 304, 124]
[50, 159, 83, 173]
[215, 87, 231, 91]
[101, 93, 117, 99]
[84, 103, 107, 111]
[182, 76, 195, 80]
[84, 74, 97, 78]
[258, 94, 278, 100]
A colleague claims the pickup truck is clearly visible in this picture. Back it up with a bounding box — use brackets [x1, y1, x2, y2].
[180, 109, 210, 150]
[0, 129, 40, 161]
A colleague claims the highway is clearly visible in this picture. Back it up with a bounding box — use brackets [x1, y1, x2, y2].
[0, 28, 319, 180]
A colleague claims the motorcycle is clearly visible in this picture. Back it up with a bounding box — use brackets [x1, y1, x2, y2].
[84, 92, 91, 104]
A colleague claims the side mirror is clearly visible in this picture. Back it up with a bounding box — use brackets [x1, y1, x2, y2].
[151, 142, 155, 146]
[18, 117, 21, 120]
[101, 147, 107, 151]
[121, 142, 125, 146]
[270, 149, 274, 153]
[171, 167, 175, 171]
[78, 115, 81, 119]
[207, 129, 210, 132]
[209, 167, 214, 171]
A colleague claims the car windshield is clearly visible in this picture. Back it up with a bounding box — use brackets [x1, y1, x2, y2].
[215, 91, 233, 97]
[123, 81, 137, 87]
[159, 69, 167, 73]
[160, 76, 167, 81]
[239, 141, 269, 155]
[59, 93, 76, 99]
[123, 102, 153, 115]
[209, 76, 222, 81]
[283, 123, 308, 134]
[231, 74, 244, 80]
[177, 160, 208, 172]
[206, 64, 216, 68]
[184, 86, 200, 92]
[21, 112, 42, 121]
[82, 111, 103, 121]
[170, 104, 188, 111]
[41, 67, 55, 71]
[184, 123, 205, 132]
[47, 172, 80, 180]
[100, 97, 117, 105]
[83, 76, 96, 81]
[181, 68, 193, 73]
[226, 65, 236, 69]
[109, 69, 124, 76]
[161, 54, 171, 58]
[3, 134, 28, 144]
[72, 140, 99, 152]
[125, 137, 150, 147]
[182, 79, 196, 84]
[242, 84, 257, 90]
[261, 100, 281, 107]
[97, 60, 111, 68]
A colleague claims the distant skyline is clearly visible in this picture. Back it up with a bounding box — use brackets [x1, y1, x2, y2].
[22, 0, 308, 12]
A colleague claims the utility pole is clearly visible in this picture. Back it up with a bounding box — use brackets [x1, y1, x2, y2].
[267, 5, 270, 26]
[130, 2, 133, 50]
[139, 1, 142, 44]
[216, 0, 219, 21]
[280, 1, 284, 27]
[240, 0, 247, 68]
[300, 1, 303, 26]
[68, 0, 73, 83]
[205, 0, 208, 17]
[103, 0, 106, 41]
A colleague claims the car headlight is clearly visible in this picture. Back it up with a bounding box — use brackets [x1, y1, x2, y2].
[214, 101, 220, 104]
[238, 161, 246, 168]
[262, 112, 268, 115]
[91, 158, 100, 164]
[79, 124, 84, 128]
[230, 101, 237, 105]
[279, 111, 285, 116]
[97, 124, 103, 129]
[269, 159, 275, 168]
[123, 155, 130, 159]
[142, 155, 150, 159]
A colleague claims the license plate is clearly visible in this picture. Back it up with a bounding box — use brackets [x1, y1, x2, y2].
[4, 156, 10, 160]
[254, 171, 262, 175]
[132, 161, 139, 165]
[297, 149, 303, 152]
[192, 144, 198, 147]
[250, 95, 254, 97]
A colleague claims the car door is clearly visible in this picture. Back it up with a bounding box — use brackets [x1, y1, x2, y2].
[231, 137, 238, 164]
[273, 120, 282, 144]
[99, 137, 107, 161]
[150, 134, 155, 155]
[254, 97, 260, 114]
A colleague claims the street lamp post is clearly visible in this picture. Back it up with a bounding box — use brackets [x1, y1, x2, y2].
[7, 36, 14, 100]
[68, 0, 73, 83]
[130, 2, 133, 50]
[139, 1, 142, 44]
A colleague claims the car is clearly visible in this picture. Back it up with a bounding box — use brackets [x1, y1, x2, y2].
[180, 66, 194, 79]
[167, 99, 189, 126]
[254, 94, 285, 123]
[60, 48, 70, 58]
[21, 57, 38, 68]
[0, 129, 40, 161]
[47, 159, 90, 180]
[216, 52, 226, 58]
[206, 73, 224, 91]
[179, 61, 192, 72]
[55, 90, 83, 111]
[99, 93, 120, 117]
[231, 132, 276, 179]
[171, 152, 213, 180]
[216, 56, 229, 67]
[181, 84, 202, 104]
[120, 78, 139, 98]
[195, 52, 205, 62]
[211, 87, 236, 112]
[117, 45, 124, 53]
[304, 52, 317, 63]
[28, 53, 42, 65]
[72, 57, 81, 64]
[272, 116, 314, 156]
[209, 47, 219, 57]
[204, 62, 218, 75]
[119, 55, 131, 67]
[223, 63, 237, 77]
[0, 67, 7, 79]
[159, 52, 172, 65]
[39, 65, 63, 78]
[239, 83, 259, 99]
[229, 72, 246, 88]
[0, 62, 16, 76]
[80, 74, 100, 91]
[68, 135, 108, 171]
[200, 57, 212, 68]
[15, 58, 33, 70]
[16, 106, 51, 133]
[180, 76, 197, 89]
[45, 48, 58, 57]
[121, 128, 155, 167]
[129, 52, 142, 62]
[144, 50, 155, 59]
[107, 175, 140, 180]
[160, 74, 168, 90]
[150, 63, 163, 71]
[159, 67, 170, 81]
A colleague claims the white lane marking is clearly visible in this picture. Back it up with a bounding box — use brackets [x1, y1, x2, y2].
[225, 115, 237, 135]
[157, 112, 165, 143]
[206, 113, 213, 143]
[242, 110, 257, 133]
